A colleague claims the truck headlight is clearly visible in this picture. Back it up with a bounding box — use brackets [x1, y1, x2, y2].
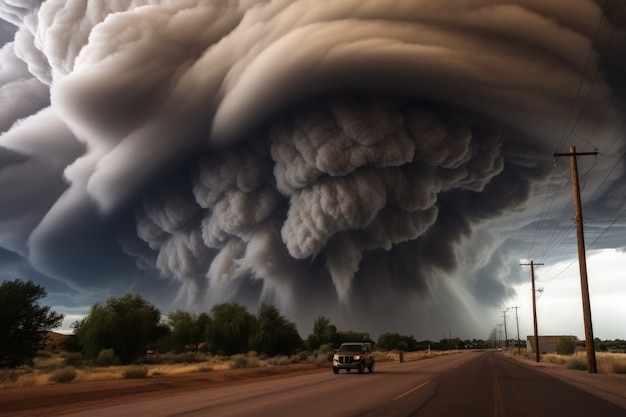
[353, 355, 360, 360]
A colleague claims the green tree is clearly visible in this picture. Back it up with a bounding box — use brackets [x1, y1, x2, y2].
[376, 332, 419, 351]
[0, 279, 64, 367]
[557, 337, 576, 355]
[305, 315, 337, 351]
[167, 310, 211, 353]
[249, 303, 303, 356]
[335, 331, 373, 346]
[206, 302, 256, 355]
[75, 293, 167, 363]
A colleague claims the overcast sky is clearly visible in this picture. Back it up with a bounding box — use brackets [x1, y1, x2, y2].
[1, 1, 625, 341]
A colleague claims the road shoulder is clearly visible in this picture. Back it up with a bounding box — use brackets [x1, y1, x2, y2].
[510, 355, 626, 410]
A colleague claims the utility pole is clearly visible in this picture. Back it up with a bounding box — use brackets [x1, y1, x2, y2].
[513, 306, 521, 356]
[500, 309, 509, 350]
[553, 146, 598, 373]
[521, 261, 543, 362]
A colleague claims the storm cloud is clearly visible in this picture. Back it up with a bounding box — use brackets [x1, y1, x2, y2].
[1, 0, 625, 338]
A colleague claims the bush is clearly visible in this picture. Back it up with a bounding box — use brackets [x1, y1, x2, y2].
[64, 352, 84, 367]
[565, 357, 587, 371]
[312, 353, 330, 366]
[135, 352, 206, 365]
[267, 355, 290, 366]
[613, 362, 626, 374]
[122, 366, 149, 379]
[0, 369, 19, 384]
[49, 367, 77, 383]
[230, 354, 259, 369]
[96, 349, 120, 366]
[557, 338, 576, 355]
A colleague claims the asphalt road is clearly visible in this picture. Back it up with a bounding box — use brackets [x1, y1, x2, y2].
[63, 351, 624, 417]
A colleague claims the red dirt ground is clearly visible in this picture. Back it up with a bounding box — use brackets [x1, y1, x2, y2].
[0, 363, 327, 417]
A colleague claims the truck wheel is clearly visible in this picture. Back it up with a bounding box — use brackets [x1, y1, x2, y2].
[358, 362, 364, 374]
[333, 367, 339, 374]
[368, 362, 374, 373]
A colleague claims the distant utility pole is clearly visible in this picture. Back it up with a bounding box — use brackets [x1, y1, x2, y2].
[513, 306, 521, 356]
[520, 260, 543, 362]
[500, 309, 509, 350]
[553, 146, 598, 373]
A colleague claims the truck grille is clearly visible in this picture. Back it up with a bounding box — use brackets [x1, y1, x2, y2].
[338, 356, 353, 363]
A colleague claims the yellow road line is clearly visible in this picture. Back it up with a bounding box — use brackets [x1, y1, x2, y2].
[394, 381, 430, 400]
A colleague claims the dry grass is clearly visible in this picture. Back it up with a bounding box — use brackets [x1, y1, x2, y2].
[597, 352, 626, 373]
[4, 348, 575, 387]
[0, 349, 323, 387]
[526, 350, 626, 374]
[379, 349, 462, 363]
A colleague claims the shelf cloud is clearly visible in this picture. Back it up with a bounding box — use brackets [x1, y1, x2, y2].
[1, 0, 624, 337]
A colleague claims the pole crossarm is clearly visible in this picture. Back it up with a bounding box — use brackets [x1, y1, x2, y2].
[553, 151, 598, 157]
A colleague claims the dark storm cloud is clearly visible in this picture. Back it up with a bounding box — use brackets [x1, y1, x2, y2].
[0, 0, 625, 338]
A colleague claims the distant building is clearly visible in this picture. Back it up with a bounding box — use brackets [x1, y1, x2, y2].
[526, 335, 578, 354]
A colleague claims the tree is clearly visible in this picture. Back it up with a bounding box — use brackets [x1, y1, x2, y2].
[206, 302, 256, 355]
[0, 279, 64, 367]
[249, 303, 303, 356]
[305, 315, 337, 351]
[75, 293, 167, 363]
[557, 337, 576, 355]
[167, 310, 211, 353]
[376, 332, 419, 351]
[335, 331, 374, 346]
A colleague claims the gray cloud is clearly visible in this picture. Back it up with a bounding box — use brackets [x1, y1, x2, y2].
[0, 0, 624, 339]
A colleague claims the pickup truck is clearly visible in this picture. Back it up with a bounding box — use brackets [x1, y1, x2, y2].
[332, 342, 374, 374]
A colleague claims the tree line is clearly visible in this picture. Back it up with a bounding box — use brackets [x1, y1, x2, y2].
[4, 278, 572, 368]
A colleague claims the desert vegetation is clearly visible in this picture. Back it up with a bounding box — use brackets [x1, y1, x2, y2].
[509, 346, 626, 374]
[3, 279, 625, 388]
[0, 344, 469, 387]
[0, 343, 336, 386]
[540, 352, 626, 373]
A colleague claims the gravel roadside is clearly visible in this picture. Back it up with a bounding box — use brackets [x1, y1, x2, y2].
[512, 356, 626, 410]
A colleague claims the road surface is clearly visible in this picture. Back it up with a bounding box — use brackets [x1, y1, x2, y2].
[62, 351, 624, 417]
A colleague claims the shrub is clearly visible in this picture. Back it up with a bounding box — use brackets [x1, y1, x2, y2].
[122, 366, 149, 379]
[64, 352, 84, 367]
[613, 362, 626, 374]
[0, 369, 19, 384]
[289, 352, 306, 363]
[96, 349, 120, 366]
[565, 357, 587, 371]
[557, 338, 576, 355]
[136, 352, 207, 365]
[267, 355, 290, 366]
[230, 354, 259, 369]
[49, 367, 77, 383]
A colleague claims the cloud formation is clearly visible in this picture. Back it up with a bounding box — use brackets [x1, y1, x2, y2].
[1, 0, 625, 338]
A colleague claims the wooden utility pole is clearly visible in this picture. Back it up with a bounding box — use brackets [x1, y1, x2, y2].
[513, 306, 521, 356]
[520, 261, 542, 362]
[501, 309, 509, 350]
[553, 146, 598, 373]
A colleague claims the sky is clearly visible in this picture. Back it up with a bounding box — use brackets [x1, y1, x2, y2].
[0, 1, 625, 342]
